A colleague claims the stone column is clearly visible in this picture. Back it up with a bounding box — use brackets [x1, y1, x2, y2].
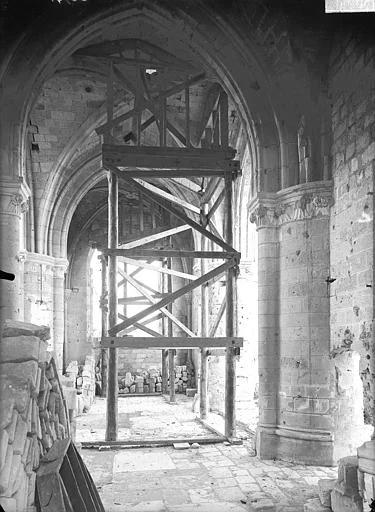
[236, 260, 258, 427]
[250, 181, 338, 465]
[249, 199, 280, 459]
[0, 177, 30, 324]
[53, 260, 68, 373]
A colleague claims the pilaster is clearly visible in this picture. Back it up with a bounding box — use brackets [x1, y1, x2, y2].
[249, 180, 346, 465]
[0, 177, 30, 323]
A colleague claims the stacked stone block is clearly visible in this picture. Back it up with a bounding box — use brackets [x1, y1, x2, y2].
[169, 364, 195, 394]
[0, 320, 69, 512]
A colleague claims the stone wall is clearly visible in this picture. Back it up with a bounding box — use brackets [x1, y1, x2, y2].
[0, 320, 70, 512]
[329, 34, 374, 425]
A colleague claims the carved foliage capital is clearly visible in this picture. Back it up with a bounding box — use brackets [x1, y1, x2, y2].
[248, 183, 333, 229]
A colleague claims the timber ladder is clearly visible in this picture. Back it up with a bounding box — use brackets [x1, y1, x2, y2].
[78, 39, 243, 443]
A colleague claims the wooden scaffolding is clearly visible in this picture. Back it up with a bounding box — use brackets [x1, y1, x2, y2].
[80, 39, 242, 442]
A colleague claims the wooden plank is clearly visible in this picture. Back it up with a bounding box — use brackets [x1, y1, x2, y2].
[108, 167, 238, 253]
[108, 168, 234, 178]
[103, 144, 237, 171]
[106, 172, 118, 442]
[119, 225, 190, 249]
[207, 188, 225, 221]
[75, 39, 197, 72]
[195, 83, 221, 146]
[209, 297, 226, 337]
[123, 312, 163, 334]
[104, 62, 114, 143]
[104, 249, 236, 259]
[118, 296, 162, 305]
[169, 177, 202, 193]
[224, 174, 236, 440]
[117, 265, 196, 337]
[201, 177, 222, 203]
[135, 179, 200, 214]
[109, 259, 235, 335]
[123, 115, 155, 143]
[101, 336, 243, 348]
[118, 315, 162, 337]
[219, 91, 229, 148]
[117, 255, 197, 281]
[185, 85, 191, 147]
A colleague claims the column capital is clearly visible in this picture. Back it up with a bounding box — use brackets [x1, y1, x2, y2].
[21, 251, 68, 275]
[0, 176, 31, 217]
[248, 180, 333, 229]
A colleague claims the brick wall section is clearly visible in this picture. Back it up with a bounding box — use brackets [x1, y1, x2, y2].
[329, 35, 374, 424]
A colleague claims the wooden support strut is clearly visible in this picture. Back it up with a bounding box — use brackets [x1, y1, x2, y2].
[224, 173, 237, 440]
[109, 258, 236, 335]
[116, 264, 196, 337]
[200, 203, 209, 420]
[106, 171, 118, 442]
[167, 257, 176, 403]
[100, 255, 108, 397]
[161, 260, 168, 394]
[106, 166, 238, 254]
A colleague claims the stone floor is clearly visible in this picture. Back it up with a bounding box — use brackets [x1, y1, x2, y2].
[77, 396, 338, 511]
[76, 395, 228, 443]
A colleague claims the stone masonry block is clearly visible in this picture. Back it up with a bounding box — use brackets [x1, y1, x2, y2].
[338, 456, 360, 492]
[331, 487, 363, 512]
[247, 498, 276, 511]
[6, 408, 18, 444]
[0, 443, 13, 494]
[318, 478, 336, 507]
[304, 497, 331, 512]
[0, 336, 48, 365]
[1, 320, 50, 341]
[0, 429, 9, 472]
[0, 497, 17, 512]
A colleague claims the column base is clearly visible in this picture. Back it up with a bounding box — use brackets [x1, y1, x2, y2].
[256, 425, 334, 466]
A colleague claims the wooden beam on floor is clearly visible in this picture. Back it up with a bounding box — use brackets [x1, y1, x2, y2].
[109, 259, 235, 335]
[102, 144, 237, 171]
[81, 436, 226, 449]
[101, 336, 243, 349]
[106, 171, 118, 442]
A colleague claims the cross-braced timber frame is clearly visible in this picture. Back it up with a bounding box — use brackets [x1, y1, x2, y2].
[82, 38, 243, 443]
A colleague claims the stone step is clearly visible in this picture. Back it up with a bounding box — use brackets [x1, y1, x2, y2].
[304, 497, 331, 512]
